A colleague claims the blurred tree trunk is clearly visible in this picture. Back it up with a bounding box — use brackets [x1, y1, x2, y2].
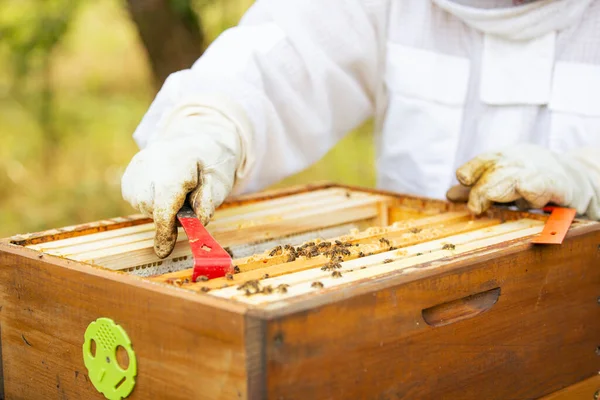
[126, 0, 205, 89]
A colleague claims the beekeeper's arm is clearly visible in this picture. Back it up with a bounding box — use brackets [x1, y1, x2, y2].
[447, 144, 600, 220]
[121, 0, 387, 257]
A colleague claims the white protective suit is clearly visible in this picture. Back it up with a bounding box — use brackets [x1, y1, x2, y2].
[122, 0, 600, 257]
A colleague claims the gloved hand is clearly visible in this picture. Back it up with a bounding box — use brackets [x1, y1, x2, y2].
[121, 100, 251, 258]
[446, 144, 600, 220]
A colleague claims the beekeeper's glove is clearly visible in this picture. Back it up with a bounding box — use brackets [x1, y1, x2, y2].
[446, 144, 600, 220]
[121, 99, 252, 258]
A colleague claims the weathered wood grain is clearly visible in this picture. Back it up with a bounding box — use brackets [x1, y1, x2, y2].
[0, 244, 256, 400]
[262, 230, 600, 400]
[540, 374, 600, 399]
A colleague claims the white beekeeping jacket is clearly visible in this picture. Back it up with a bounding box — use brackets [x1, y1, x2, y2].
[131, 0, 599, 201]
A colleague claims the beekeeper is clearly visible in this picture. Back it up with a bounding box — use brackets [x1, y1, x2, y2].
[121, 0, 600, 258]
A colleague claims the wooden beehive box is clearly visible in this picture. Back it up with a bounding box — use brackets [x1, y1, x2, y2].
[1, 183, 599, 400]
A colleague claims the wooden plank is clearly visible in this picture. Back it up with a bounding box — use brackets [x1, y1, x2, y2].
[26, 223, 157, 252]
[153, 211, 474, 284]
[540, 374, 600, 399]
[388, 205, 440, 223]
[7, 215, 151, 247]
[262, 229, 600, 399]
[209, 188, 361, 222]
[215, 187, 347, 218]
[214, 221, 544, 304]
[0, 243, 256, 400]
[24, 188, 366, 254]
[68, 196, 387, 271]
[33, 191, 360, 256]
[183, 218, 501, 292]
[9, 184, 338, 247]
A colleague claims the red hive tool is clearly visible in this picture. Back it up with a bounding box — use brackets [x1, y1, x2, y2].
[176, 204, 233, 282]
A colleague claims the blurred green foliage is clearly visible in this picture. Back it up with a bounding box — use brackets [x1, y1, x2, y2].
[0, 0, 374, 237]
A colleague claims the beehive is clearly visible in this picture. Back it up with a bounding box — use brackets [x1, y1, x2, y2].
[1, 183, 599, 399]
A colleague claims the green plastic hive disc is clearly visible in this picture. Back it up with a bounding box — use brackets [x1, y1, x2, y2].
[83, 318, 137, 400]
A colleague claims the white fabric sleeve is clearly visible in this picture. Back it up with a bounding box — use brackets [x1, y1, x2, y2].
[131, 0, 388, 195]
[561, 147, 600, 220]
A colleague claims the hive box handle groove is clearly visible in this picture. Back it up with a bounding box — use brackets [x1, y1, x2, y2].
[422, 287, 501, 327]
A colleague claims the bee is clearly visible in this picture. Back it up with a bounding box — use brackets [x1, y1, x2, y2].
[183, 278, 190, 284]
[360, 266, 366, 270]
[262, 274, 270, 279]
[196, 275, 209, 283]
[358, 252, 365, 258]
[442, 243, 456, 250]
[269, 246, 283, 257]
[276, 284, 290, 294]
[311, 281, 324, 288]
[318, 242, 331, 249]
[233, 265, 241, 274]
[410, 228, 422, 234]
[261, 285, 274, 294]
[224, 247, 234, 257]
[335, 240, 343, 246]
[237, 280, 260, 292]
[383, 259, 393, 264]
[416, 252, 423, 256]
[200, 287, 211, 293]
[379, 238, 391, 246]
[226, 273, 234, 281]
[331, 271, 343, 278]
[286, 253, 296, 262]
[321, 262, 342, 271]
[284, 244, 294, 251]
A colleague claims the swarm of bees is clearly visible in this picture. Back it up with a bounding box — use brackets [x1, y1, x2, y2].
[266, 238, 357, 265]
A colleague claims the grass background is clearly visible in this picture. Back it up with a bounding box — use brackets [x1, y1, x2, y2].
[0, 0, 375, 237]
